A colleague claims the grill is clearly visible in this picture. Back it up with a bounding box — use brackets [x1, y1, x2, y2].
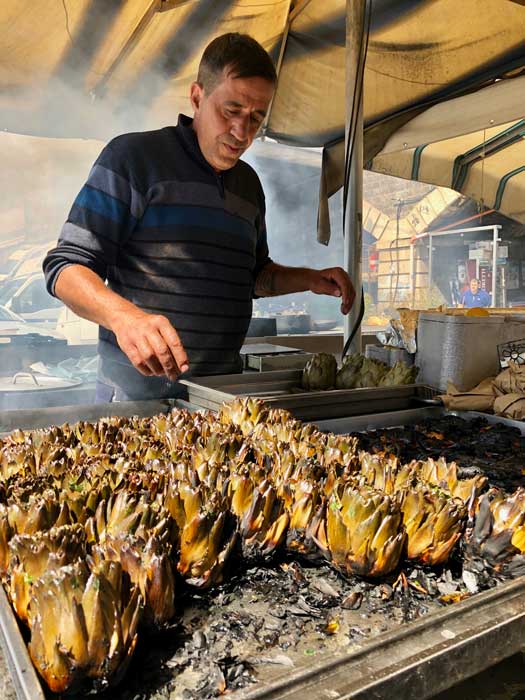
[0, 402, 524, 700]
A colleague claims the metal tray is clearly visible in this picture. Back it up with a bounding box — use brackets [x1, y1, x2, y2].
[2, 559, 525, 700]
[1, 402, 525, 700]
[180, 370, 437, 420]
[314, 406, 525, 435]
[245, 353, 312, 372]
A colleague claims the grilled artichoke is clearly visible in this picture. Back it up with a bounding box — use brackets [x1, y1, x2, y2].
[94, 534, 175, 628]
[418, 457, 487, 502]
[465, 488, 525, 577]
[301, 353, 337, 391]
[175, 487, 237, 588]
[378, 361, 419, 386]
[85, 491, 174, 546]
[8, 523, 86, 623]
[0, 505, 12, 578]
[400, 486, 465, 565]
[359, 452, 415, 494]
[28, 560, 142, 693]
[314, 484, 406, 578]
[229, 477, 289, 561]
[219, 397, 269, 434]
[285, 480, 324, 557]
[7, 491, 65, 536]
[353, 357, 389, 388]
[335, 353, 364, 389]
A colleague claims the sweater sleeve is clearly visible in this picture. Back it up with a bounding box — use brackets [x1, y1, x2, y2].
[42, 142, 146, 296]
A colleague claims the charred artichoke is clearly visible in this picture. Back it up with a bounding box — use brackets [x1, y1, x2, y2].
[400, 486, 465, 565]
[28, 560, 141, 693]
[301, 353, 337, 391]
[314, 484, 406, 578]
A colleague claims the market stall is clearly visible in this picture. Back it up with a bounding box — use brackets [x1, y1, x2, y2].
[2, 1, 525, 698]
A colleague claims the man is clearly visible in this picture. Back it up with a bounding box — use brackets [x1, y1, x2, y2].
[461, 278, 491, 308]
[43, 33, 355, 402]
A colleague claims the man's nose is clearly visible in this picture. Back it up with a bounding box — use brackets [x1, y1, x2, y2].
[230, 115, 250, 142]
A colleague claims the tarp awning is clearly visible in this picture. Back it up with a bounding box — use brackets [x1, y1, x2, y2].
[2, 0, 524, 146]
[1, 0, 525, 226]
[370, 76, 525, 223]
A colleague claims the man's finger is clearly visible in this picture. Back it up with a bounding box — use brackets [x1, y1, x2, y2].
[330, 269, 355, 309]
[150, 330, 180, 380]
[136, 337, 165, 376]
[156, 318, 190, 373]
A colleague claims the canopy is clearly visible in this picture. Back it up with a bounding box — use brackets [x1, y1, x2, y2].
[1, 0, 525, 226]
[369, 77, 525, 224]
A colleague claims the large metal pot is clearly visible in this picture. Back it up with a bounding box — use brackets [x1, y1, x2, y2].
[0, 371, 85, 410]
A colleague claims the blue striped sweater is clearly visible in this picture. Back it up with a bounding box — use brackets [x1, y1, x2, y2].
[43, 115, 271, 398]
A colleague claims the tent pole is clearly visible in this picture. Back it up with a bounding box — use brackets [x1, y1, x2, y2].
[343, 0, 365, 353]
[491, 225, 498, 307]
[409, 242, 415, 304]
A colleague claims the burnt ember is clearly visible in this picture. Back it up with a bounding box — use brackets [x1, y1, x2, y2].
[108, 558, 471, 700]
[352, 415, 525, 492]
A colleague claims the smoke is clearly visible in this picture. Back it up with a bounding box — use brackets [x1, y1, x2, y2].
[0, 3, 467, 411]
[244, 143, 346, 324]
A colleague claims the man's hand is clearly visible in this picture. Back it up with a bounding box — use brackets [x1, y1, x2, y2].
[308, 267, 356, 314]
[53, 265, 190, 381]
[111, 309, 189, 380]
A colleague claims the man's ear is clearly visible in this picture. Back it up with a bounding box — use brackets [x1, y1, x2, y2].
[190, 82, 203, 112]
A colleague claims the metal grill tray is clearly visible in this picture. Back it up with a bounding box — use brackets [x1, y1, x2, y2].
[1, 402, 525, 700]
[180, 370, 436, 420]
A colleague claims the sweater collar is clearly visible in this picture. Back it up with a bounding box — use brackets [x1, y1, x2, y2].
[176, 113, 217, 173]
[176, 113, 240, 175]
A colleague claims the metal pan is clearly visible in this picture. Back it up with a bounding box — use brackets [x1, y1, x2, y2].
[1, 402, 524, 700]
[180, 370, 437, 421]
[314, 406, 525, 435]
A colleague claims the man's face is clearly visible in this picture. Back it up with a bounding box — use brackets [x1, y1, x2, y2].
[190, 69, 274, 171]
[470, 279, 479, 293]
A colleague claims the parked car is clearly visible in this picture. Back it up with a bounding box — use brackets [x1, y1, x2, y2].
[0, 272, 63, 328]
[0, 304, 64, 339]
[56, 305, 98, 345]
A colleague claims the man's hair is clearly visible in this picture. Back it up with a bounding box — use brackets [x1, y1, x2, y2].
[197, 33, 276, 94]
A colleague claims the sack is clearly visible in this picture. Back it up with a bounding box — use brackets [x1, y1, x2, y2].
[493, 361, 525, 396]
[493, 393, 525, 420]
[439, 377, 495, 412]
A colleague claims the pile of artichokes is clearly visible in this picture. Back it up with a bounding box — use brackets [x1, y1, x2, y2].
[302, 353, 419, 391]
[0, 398, 515, 694]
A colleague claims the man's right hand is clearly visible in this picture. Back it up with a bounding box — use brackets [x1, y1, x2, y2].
[111, 310, 189, 381]
[53, 265, 190, 381]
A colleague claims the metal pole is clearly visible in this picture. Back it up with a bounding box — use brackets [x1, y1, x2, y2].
[491, 226, 498, 307]
[428, 234, 433, 291]
[343, 0, 365, 352]
[409, 242, 415, 304]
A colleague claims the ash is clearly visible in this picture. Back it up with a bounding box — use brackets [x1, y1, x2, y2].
[107, 557, 472, 700]
[353, 415, 525, 492]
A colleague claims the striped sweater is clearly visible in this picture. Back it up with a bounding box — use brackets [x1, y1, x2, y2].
[43, 114, 271, 399]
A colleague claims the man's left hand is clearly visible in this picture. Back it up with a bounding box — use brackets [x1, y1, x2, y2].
[309, 267, 356, 314]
